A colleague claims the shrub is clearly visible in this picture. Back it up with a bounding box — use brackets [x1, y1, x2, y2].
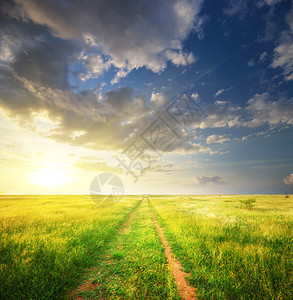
[240, 199, 256, 209]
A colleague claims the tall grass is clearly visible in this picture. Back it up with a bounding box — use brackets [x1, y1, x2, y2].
[151, 195, 293, 299]
[74, 199, 180, 299]
[0, 195, 139, 299]
[1, 195, 292, 299]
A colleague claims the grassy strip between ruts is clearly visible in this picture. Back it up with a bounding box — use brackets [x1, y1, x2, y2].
[69, 198, 180, 299]
[148, 199, 197, 300]
[0, 195, 141, 299]
[149, 195, 293, 300]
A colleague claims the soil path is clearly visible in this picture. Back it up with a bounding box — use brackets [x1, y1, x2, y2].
[148, 198, 197, 300]
[69, 197, 197, 299]
[68, 200, 142, 299]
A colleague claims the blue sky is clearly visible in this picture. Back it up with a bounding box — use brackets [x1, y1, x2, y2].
[0, 0, 292, 194]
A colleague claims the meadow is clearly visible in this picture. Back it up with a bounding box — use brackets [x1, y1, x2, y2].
[151, 195, 293, 299]
[0, 195, 140, 299]
[0, 195, 292, 299]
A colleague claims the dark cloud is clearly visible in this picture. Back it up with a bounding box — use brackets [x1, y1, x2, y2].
[0, 0, 292, 158]
[3, 0, 203, 81]
[0, 0, 211, 154]
[194, 175, 224, 184]
[0, 13, 81, 89]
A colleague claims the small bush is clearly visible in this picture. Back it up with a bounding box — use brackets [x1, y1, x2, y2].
[285, 195, 290, 198]
[240, 199, 256, 209]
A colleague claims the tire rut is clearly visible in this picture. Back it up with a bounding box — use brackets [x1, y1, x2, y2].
[68, 199, 142, 299]
[148, 198, 197, 300]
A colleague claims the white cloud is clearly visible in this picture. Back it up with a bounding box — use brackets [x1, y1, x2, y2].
[259, 51, 267, 63]
[111, 67, 132, 85]
[5, 75, 291, 154]
[271, 32, 293, 81]
[0, 73, 217, 155]
[186, 160, 198, 166]
[215, 100, 229, 105]
[0, 41, 14, 62]
[248, 59, 255, 67]
[245, 93, 293, 127]
[214, 86, 232, 97]
[215, 89, 225, 97]
[10, 0, 204, 82]
[206, 134, 231, 144]
[80, 53, 111, 80]
[191, 92, 200, 100]
[191, 92, 293, 131]
[283, 173, 293, 185]
[271, 7, 293, 81]
[194, 15, 207, 39]
[150, 92, 168, 108]
[165, 50, 197, 66]
[195, 103, 241, 129]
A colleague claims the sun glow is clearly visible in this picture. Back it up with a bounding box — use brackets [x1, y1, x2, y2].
[30, 165, 71, 187]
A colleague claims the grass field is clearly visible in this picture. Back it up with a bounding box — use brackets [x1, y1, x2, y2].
[151, 195, 293, 299]
[0, 195, 292, 299]
[0, 195, 140, 299]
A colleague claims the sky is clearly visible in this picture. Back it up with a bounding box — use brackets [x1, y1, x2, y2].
[0, 0, 292, 195]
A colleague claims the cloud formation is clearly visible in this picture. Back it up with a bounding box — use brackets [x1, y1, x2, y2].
[194, 175, 224, 184]
[206, 134, 231, 144]
[259, 51, 267, 63]
[271, 6, 293, 81]
[0, 0, 292, 161]
[2, 61, 292, 155]
[0, 71, 214, 154]
[194, 101, 241, 129]
[214, 86, 233, 97]
[3, 0, 203, 83]
[245, 93, 293, 127]
[283, 173, 293, 185]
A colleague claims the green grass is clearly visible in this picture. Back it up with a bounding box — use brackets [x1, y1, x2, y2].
[0, 195, 140, 299]
[0, 195, 292, 299]
[73, 199, 180, 299]
[150, 195, 293, 299]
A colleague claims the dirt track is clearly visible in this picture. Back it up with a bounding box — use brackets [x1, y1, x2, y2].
[69, 197, 197, 299]
[148, 198, 197, 300]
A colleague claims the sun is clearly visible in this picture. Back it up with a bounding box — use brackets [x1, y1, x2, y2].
[30, 165, 71, 188]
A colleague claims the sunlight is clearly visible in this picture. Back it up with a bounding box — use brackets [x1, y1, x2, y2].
[30, 165, 71, 187]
